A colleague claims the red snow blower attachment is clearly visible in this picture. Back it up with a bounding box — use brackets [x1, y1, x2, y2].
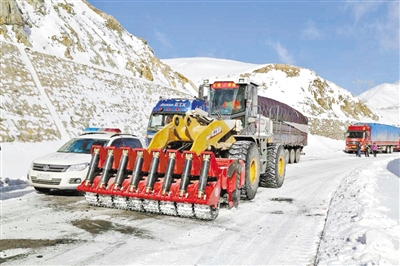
[77, 145, 244, 220]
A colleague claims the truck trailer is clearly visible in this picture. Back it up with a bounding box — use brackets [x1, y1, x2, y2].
[345, 122, 400, 153]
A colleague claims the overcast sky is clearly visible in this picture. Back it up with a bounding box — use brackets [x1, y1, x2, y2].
[87, 0, 399, 96]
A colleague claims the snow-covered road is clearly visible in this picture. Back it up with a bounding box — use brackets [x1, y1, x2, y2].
[1, 149, 398, 265]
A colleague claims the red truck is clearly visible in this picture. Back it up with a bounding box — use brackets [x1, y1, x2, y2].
[345, 122, 400, 153]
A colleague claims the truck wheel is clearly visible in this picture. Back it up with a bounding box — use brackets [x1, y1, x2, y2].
[284, 149, 289, 163]
[289, 149, 295, 164]
[34, 187, 51, 194]
[260, 144, 286, 188]
[229, 141, 260, 200]
[294, 148, 301, 163]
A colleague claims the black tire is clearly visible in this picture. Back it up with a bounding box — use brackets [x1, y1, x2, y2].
[229, 141, 260, 200]
[260, 144, 286, 188]
[34, 187, 51, 194]
[289, 149, 295, 164]
[294, 148, 301, 163]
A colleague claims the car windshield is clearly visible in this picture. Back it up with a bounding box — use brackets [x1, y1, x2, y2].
[57, 138, 108, 154]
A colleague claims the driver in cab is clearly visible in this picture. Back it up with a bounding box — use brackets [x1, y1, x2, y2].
[222, 99, 241, 110]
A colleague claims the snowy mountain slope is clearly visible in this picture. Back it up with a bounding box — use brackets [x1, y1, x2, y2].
[162, 57, 261, 84]
[0, 0, 388, 142]
[358, 82, 400, 126]
[1, 0, 193, 88]
[0, 0, 197, 142]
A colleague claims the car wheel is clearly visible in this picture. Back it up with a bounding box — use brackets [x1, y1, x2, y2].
[34, 187, 51, 194]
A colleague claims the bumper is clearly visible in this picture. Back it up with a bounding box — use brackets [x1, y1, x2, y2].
[27, 169, 87, 190]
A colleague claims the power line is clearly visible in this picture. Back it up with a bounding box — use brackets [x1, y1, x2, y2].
[352, 79, 374, 96]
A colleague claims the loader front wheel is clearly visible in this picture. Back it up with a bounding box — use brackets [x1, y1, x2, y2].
[229, 141, 260, 200]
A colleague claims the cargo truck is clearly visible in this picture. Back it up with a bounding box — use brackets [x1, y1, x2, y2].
[345, 122, 400, 153]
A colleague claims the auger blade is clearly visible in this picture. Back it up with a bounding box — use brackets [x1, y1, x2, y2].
[142, 199, 161, 213]
[194, 204, 219, 220]
[98, 195, 114, 208]
[159, 201, 177, 216]
[113, 196, 129, 210]
[84, 192, 99, 206]
[128, 197, 144, 212]
[176, 203, 195, 218]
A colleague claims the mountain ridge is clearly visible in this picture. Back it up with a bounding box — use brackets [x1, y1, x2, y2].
[1, 0, 389, 143]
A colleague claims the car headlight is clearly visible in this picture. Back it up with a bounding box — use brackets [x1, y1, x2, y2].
[66, 163, 89, 172]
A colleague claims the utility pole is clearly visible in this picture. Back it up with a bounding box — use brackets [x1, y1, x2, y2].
[352, 79, 374, 96]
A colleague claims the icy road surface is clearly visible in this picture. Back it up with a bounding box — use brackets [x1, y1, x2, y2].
[1, 151, 398, 265]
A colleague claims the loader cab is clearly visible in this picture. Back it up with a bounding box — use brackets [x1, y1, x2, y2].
[207, 79, 259, 127]
[209, 83, 246, 116]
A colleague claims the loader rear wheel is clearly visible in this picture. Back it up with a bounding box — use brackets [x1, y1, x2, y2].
[229, 141, 260, 200]
[260, 144, 286, 188]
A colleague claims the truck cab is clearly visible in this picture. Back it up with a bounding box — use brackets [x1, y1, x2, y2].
[146, 98, 207, 145]
[345, 124, 371, 153]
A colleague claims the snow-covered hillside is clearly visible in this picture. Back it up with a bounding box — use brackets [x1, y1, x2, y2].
[0, 0, 394, 143]
[359, 82, 400, 126]
[0, 0, 197, 142]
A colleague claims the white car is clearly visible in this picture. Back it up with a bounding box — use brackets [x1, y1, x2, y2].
[27, 128, 145, 194]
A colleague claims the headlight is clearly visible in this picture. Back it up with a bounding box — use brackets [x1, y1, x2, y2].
[66, 163, 89, 172]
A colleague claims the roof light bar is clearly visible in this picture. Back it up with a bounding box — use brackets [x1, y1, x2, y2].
[82, 127, 122, 134]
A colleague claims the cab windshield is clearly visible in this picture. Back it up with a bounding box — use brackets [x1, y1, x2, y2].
[57, 138, 108, 154]
[209, 87, 245, 115]
[147, 113, 176, 131]
[346, 131, 364, 138]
